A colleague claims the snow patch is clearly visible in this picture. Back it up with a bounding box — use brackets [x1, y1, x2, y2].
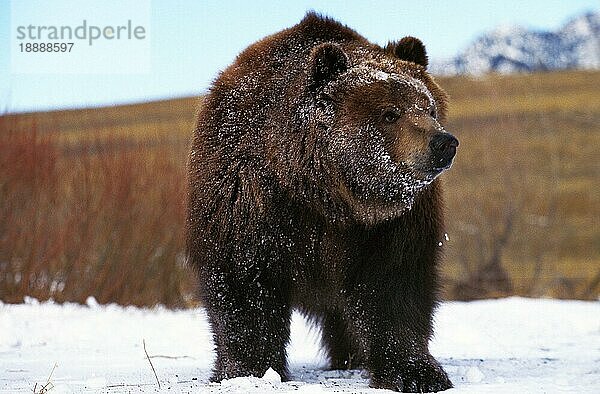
[85, 296, 99, 308]
[84, 376, 107, 389]
[465, 366, 485, 383]
[1, 298, 599, 393]
[262, 367, 282, 383]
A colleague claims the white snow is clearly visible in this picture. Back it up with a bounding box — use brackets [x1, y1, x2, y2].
[464, 366, 484, 383]
[1, 297, 599, 393]
[262, 367, 282, 383]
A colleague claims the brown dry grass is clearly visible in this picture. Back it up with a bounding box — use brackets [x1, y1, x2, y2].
[439, 70, 600, 299]
[0, 70, 598, 305]
[0, 107, 196, 307]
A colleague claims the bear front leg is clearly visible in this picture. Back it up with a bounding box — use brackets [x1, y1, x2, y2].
[203, 269, 292, 382]
[365, 328, 452, 393]
[345, 292, 452, 392]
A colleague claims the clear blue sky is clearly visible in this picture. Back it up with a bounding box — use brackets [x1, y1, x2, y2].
[1, 0, 598, 113]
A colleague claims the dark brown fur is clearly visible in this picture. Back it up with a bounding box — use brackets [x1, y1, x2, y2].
[186, 12, 457, 392]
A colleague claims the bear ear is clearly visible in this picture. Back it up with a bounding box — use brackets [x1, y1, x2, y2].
[385, 36, 428, 68]
[309, 43, 349, 90]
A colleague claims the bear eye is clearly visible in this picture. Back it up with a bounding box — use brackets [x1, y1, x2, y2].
[429, 106, 437, 118]
[383, 110, 400, 123]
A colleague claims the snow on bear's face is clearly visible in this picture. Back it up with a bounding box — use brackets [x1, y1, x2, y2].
[308, 42, 458, 222]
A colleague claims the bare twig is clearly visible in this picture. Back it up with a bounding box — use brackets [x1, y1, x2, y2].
[143, 339, 161, 388]
[149, 354, 195, 360]
[33, 363, 57, 394]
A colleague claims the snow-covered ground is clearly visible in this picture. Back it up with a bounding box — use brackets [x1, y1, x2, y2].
[1, 297, 598, 393]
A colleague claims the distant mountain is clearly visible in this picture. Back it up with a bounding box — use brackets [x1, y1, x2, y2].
[430, 11, 600, 75]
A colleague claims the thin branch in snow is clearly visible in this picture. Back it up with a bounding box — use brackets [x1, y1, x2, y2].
[149, 354, 195, 360]
[143, 339, 161, 388]
[33, 363, 57, 394]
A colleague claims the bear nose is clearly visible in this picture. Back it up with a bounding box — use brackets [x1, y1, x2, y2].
[429, 133, 459, 166]
[430, 133, 459, 153]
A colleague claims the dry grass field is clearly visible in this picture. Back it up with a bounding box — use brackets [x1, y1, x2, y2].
[1, 70, 598, 306]
[440, 71, 600, 299]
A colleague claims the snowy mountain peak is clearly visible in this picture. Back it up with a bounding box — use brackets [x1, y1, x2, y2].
[562, 12, 599, 37]
[490, 24, 528, 37]
[431, 11, 600, 75]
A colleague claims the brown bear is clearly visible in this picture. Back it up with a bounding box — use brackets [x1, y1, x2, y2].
[186, 12, 458, 393]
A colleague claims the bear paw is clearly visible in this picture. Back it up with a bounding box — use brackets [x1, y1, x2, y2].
[370, 357, 452, 393]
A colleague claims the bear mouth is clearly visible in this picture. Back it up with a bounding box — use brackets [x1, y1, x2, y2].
[415, 162, 454, 181]
[412, 149, 457, 180]
[430, 163, 453, 173]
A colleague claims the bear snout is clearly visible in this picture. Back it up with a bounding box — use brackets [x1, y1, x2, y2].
[429, 132, 459, 170]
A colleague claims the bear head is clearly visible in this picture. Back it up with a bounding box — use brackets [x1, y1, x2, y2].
[306, 37, 458, 223]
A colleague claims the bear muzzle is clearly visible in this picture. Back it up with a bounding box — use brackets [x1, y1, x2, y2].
[428, 132, 459, 172]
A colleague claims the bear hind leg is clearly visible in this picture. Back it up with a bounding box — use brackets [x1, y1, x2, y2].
[321, 310, 364, 370]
